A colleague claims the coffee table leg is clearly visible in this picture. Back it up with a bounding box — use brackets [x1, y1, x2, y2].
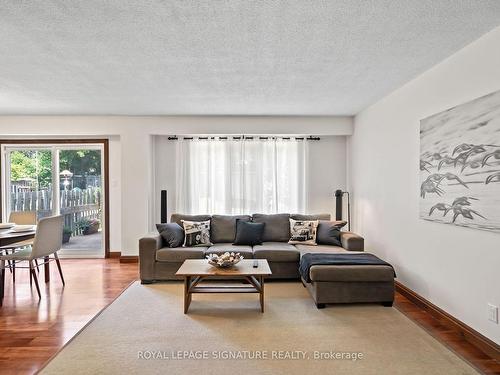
[187, 281, 192, 306]
[260, 276, 264, 313]
[184, 276, 191, 314]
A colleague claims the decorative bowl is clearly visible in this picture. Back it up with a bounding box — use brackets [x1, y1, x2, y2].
[206, 252, 243, 268]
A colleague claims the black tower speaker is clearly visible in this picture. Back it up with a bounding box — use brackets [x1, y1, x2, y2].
[161, 190, 168, 223]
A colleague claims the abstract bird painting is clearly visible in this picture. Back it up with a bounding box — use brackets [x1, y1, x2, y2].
[420, 89, 500, 232]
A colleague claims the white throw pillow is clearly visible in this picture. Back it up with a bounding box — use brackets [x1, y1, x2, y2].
[288, 219, 319, 245]
[181, 220, 212, 247]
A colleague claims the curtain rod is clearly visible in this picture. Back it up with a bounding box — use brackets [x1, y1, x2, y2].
[167, 136, 321, 141]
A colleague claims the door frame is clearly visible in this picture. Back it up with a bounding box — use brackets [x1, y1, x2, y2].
[0, 139, 110, 258]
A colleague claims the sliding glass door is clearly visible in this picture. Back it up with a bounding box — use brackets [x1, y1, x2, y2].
[57, 147, 104, 255]
[5, 148, 54, 220]
[2, 143, 105, 257]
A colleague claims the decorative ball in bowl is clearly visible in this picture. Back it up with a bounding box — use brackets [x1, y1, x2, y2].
[206, 252, 243, 268]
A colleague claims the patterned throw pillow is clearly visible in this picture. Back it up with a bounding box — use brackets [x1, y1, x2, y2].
[181, 220, 212, 247]
[288, 219, 319, 245]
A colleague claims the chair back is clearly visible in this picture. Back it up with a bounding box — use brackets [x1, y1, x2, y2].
[9, 211, 37, 225]
[31, 215, 64, 259]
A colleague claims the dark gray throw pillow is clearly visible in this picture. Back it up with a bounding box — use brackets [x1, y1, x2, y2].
[156, 223, 184, 248]
[316, 221, 346, 246]
[233, 220, 265, 246]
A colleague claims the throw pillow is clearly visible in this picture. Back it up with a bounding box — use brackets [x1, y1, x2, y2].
[316, 221, 345, 246]
[156, 223, 184, 248]
[181, 220, 212, 247]
[233, 219, 265, 246]
[288, 219, 319, 245]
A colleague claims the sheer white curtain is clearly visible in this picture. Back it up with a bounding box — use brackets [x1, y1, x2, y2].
[175, 137, 307, 214]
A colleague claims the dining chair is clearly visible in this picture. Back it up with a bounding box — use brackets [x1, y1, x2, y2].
[9, 211, 37, 225]
[0, 211, 38, 281]
[0, 215, 65, 303]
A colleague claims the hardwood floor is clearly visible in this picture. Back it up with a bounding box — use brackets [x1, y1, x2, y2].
[0, 259, 497, 374]
[394, 293, 500, 375]
[0, 258, 137, 375]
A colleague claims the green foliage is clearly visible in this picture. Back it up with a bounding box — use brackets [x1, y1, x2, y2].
[59, 150, 101, 175]
[76, 218, 100, 231]
[10, 149, 101, 189]
[10, 150, 52, 188]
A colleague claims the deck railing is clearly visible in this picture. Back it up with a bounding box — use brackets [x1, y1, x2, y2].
[10, 187, 101, 235]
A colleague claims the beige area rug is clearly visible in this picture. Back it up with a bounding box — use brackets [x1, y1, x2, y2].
[40, 281, 478, 375]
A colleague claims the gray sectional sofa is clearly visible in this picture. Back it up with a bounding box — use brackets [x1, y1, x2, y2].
[139, 213, 395, 308]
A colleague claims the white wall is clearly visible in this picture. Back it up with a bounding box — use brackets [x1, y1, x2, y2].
[0, 116, 352, 256]
[307, 137, 347, 215]
[153, 135, 347, 223]
[107, 135, 122, 251]
[349, 27, 500, 344]
[153, 136, 176, 225]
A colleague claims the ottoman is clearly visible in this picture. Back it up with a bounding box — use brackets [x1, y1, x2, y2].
[302, 264, 395, 309]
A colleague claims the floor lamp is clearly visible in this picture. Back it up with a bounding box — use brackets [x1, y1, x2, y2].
[334, 189, 351, 231]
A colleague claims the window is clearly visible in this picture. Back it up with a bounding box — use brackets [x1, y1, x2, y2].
[175, 137, 307, 214]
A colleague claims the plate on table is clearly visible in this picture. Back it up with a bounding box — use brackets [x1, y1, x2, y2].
[0, 223, 16, 230]
[11, 225, 36, 233]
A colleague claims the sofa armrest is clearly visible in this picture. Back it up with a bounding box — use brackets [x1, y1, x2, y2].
[340, 231, 364, 251]
[139, 234, 162, 282]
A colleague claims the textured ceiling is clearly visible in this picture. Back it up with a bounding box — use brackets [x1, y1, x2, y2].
[1, 1, 500, 116]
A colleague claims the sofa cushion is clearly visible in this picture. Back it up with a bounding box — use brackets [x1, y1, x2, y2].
[211, 215, 251, 243]
[291, 213, 331, 221]
[253, 242, 300, 262]
[252, 213, 290, 242]
[206, 243, 253, 258]
[156, 223, 184, 248]
[233, 220, 265, 246]
[309, 264, 395, 282]
[170, 214, 211, 226]
[156, 247, 206, 262]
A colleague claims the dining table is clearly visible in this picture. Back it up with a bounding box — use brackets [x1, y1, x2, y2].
[0, 229, 52, 292]
[0, 230, 36, 247]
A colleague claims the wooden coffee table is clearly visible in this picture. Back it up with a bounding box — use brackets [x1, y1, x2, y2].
[175, 259, 272, 313]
